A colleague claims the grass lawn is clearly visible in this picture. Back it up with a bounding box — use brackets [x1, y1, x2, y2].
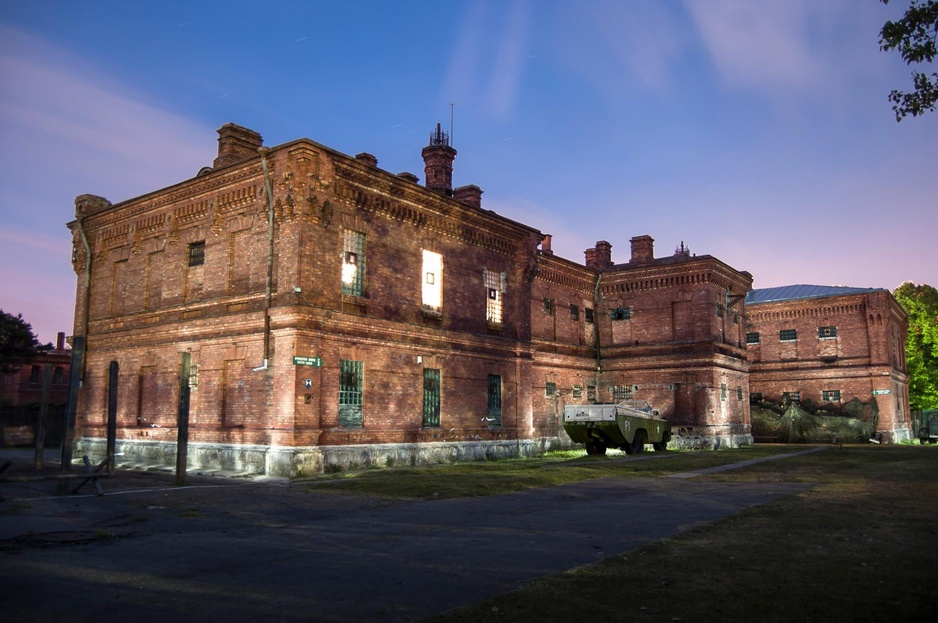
[307, 444, 937, 622]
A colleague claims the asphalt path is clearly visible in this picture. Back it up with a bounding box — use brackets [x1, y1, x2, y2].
[0, 449, 815, 622]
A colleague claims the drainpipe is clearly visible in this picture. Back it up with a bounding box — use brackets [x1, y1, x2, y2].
[254, 147, 275, 372]
[593, 271, 602, 400]
[77, 217, 92, 378]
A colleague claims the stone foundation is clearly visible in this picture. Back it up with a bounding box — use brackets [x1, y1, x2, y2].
[76, 436, 575, 478]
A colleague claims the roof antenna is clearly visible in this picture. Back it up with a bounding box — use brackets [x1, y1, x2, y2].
[450, 101, 455, 147]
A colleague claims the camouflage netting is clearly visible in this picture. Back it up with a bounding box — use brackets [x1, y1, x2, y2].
[751, 399, 878, 444]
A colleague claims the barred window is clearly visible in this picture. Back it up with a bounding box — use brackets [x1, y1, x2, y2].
[545, 382, 556, 397]
[783, 391, 800, 403]
[780, 329, 797, 342]
[587, 384, 596, 402]
[423, 368, 441, 427]
[822, 390, 841, 402]
[818, 326, 837, 339]
[187, 241, 205, 267]
[338, 359, 363, 427]
[610, 307, 631, 321]
[746, 332, 761, 344]
[342, 230, 366, 296]
[737, 386, 743, 400]
[572, 384, 583, 399]
[484, 268, 504, 324]
[613, 385, 632, 401]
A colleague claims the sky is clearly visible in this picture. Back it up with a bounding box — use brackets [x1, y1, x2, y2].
[1, 0, 936, 345]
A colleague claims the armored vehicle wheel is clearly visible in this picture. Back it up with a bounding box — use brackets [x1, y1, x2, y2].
[652, 441, 667, 452]
[585, 442, 607, 456]
[632, 431, 646, 454]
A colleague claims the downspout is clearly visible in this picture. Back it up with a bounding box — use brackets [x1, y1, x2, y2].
[593, 271, 602, 400]
[77, 217, 92, 379]
[254, 147, 275, 372]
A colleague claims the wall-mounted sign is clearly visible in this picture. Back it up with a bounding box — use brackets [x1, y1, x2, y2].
[871, 389, 892, 395]
[293, 356, 322, 367]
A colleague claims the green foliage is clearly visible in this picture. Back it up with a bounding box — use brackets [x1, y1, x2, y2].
[0, 310, 47, 375]
[894, 282, 938, 410]
[879, 0, 938, 120]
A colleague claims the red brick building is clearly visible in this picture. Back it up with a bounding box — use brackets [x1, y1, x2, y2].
[67, 123, 755, 475]
[0, 332, 71, 446]
[745, 285, 911, 441]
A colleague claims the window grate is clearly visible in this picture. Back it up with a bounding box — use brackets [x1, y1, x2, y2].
[780, 329, 797, 342]
[338, 359, 363, 427]
[342, 230, 366, 296]
[487, 375, 502, 426]
[423, 368, 441, 427]
[187, 241, 205, 267]
[484, 269, 503, 324]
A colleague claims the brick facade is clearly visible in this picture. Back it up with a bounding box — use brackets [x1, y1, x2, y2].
[64, 123, 805, 475]
[746, 286, 911, 441]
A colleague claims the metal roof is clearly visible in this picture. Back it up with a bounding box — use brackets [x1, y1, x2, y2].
[746, 284, 884, 305]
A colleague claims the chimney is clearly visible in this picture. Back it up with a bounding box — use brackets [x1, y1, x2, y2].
[421, 123, 457, 196]
[56, 332, 65, 351]
[541, 234, 553, 255]
[214, 123, 263, 169]
[630, 235, 655, 264]
[355, 152, 378, 167]
[585, 241, 613, 269]
[453, 184, 482, 208]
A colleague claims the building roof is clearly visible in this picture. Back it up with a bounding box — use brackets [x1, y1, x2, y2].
[746, 284, 885, 305]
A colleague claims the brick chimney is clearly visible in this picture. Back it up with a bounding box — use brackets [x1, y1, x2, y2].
[355, 152, 378, 167]
[56, 332, 65, 351]
[585, 241, 613, 269]
[214, 123, 263, 169]
[421, 123, 457, 196]
[541, 234, 553, 255]
[630, 235, 655, 264]
[453, 184, 482, 208]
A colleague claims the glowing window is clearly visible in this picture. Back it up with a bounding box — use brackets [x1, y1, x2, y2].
[484, 268, 504, 324]
[422, 250, 443, 311]
[341, 230, 366, 296]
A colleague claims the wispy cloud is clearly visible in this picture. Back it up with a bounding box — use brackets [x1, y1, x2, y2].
[0, 25, 213, 343]
[684, 0, 824, 92]
[441, 0, 531, 120]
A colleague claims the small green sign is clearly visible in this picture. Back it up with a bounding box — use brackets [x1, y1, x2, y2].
[293, 356, 322, 367]
[871, 389, 891, 395]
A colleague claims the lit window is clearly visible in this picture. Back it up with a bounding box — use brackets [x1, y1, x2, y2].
[422, 250, 443, 311]
[342, 230, 366, 296]
[746, 332, 761, 344]
[484, 268, 504, 324]
[818, 326, 837, 339]
[822, 390, 841, 402]
[780, 329, 797, 342]
[610, 307, 631, 321]
[783, 391, 800, 403]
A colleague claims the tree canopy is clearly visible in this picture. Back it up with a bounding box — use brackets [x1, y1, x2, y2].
[894, 282, 938, 411]
[879, 0, 938, 121]
[0, 310, 48, 375]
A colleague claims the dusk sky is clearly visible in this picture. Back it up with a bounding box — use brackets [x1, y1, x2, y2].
[1, 0, 936, 345]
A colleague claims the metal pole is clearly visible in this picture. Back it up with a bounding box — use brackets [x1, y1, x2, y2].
[107, 361, 118, 476]
[175, 352, 191, 486]
[34, 363, 52, 469]
[59, 337, 85, 484]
